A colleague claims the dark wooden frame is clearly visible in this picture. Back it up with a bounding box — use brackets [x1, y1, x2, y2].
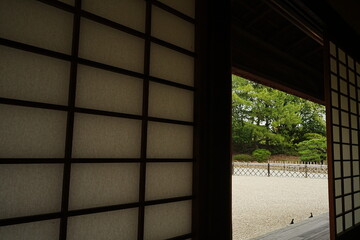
[326, 38, 360, 240]
[193, 0, 232, 239]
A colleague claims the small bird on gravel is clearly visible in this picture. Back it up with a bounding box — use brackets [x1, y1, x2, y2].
[309, 213, 313, 218]
[290, 219, 294, 224]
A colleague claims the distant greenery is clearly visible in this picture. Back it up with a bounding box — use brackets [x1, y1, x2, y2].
[252, 149, 271, 162]
[232, 75, 326, 162]
[297, 133, 327, 163]
[233, 154, 255, 162]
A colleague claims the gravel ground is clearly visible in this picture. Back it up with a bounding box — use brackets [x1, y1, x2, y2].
[232, 176, 329, 240]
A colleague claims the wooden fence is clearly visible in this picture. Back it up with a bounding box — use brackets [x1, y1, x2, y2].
[233, 161, 328, 178]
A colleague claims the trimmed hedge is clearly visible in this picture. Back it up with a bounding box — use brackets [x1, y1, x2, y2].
[233, 154, 255, 162]
[252, 149, 271, 162]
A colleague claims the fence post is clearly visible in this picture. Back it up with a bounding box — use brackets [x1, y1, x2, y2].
[284, 162, 285, 173]
[267, 163, 270, 177]
[305, 163, 308, 178]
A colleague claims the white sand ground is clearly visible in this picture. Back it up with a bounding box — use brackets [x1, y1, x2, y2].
[232, 176, 329, 240]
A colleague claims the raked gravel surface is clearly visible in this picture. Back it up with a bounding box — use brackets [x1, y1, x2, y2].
[232, 176, 329, 240]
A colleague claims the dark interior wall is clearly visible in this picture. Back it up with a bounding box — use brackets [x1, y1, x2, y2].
[326, 0, 360, 36]
[303, 0, 360, 59]
[194, 0, 232, 239]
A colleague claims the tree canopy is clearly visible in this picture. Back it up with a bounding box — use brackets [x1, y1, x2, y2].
[232, 75, 326, 157]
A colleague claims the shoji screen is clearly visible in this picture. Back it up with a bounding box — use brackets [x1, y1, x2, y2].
[327, 41, 360, 237]
[0, 0, 195, 240]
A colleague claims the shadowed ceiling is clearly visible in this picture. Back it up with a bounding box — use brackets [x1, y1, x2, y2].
[231, 0, 360, 103]
[231, 0, 324, 102]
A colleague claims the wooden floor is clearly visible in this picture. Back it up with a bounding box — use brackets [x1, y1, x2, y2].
[253, 213, 329, 240]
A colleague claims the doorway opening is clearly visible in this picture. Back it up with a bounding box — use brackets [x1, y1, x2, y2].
[231, 0, 329, 238]
[231, 74, 329, 239]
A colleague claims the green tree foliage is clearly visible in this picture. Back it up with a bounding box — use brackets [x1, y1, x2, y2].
[297, 133, 327, 162]
[232, 75, 326, 155]
[252, 149, 271, 162]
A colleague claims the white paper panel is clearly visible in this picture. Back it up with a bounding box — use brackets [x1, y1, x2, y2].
[67, 208, 138, 240]
[82, 0, 146, 32]
[340, 96, 348, 110]
[354, 192, 360, 207]
[355, 209, 360, 224]
[147, 121, 193, 158]
[349, 70, 355, 83]
[72, 113, 141, 158]
[332, 109, 339, 125]
[343, 161, 351, 176]
[148, 82, 193, 122]
[339, 64, 347, 79]
[144, 200, 192, 240]
[348, 56, 354, 69]
[145, 162, 192, 200]
[344, 178, 352, 194]
[79, 18, 144, 73]
[336, 217, 343, 234]
[0, 46, 70, 105]
[342, 128, 350, 143]
[334, 162, 341, 178]
[69, 163, 139, 210]
[0, 164, 63, 219]
[330, 42, 337, 57]
[335, 198, 342, 215]
[335, 180, 342, 197]
[340, 80, 347, 94]
[331, 91, 338, 107]
[0, 104, 67, 158]
[334, 144, 341, 160]
[345, 213, 352, 229]
[338, 49, 346, 63]
[350, 100, 357, 114]
[76, 65, 143, 115]
[333, 126, 340, 142]
[354, 177, 360, 192]
[0, 0, 72, 53]
[0, 219, 60, 240]
[344, 195, 352, 211]
[158, 0, 195, 18]
[331, 74, 338, 90]
[341, 112, 349, 127]
[152, 6, 194, 51]
[353, 162, 360, 176]
[352, 146, 359, 160]
[351, 115, 357, 129]
[342, 145, 350, 160]
[350, 86, 356, 99]
[150, 43, 194, 86]
[330, 58, 337, 73]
